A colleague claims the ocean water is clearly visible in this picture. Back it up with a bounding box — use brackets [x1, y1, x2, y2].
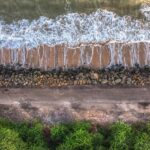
[0, 0, 149, 49]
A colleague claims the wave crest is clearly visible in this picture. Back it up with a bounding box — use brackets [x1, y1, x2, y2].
[0, 8, 150, 49]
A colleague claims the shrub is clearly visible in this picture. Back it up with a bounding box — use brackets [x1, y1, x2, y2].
[134, 132, 150, 150]
[50, 121, 92, 143]
[72, 121, 92, 131]
[29, 145, 49, 150]
[0, 127, 27, 150]
[51, 121, 106, 150]
[16, 122, 31, 142]
[50, 124, 69, 143]
[146, 122, 150, 133]
[16, 121, 49, 149]
[2, 118, 150, 150]
[0, 118, 16, 129]
[57, 129, 93, 150]
[109, 121, 132, 150]
[27, 122, 44, 145]
[92, 133, 105, 150]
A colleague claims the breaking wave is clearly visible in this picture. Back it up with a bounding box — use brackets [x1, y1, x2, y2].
[140, 3, 150, 21]
[0, 6, 150, 49]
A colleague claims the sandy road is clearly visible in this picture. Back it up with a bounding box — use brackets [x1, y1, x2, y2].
[0, 86, 150, 123]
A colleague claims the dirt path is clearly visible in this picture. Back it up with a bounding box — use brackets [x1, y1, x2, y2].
[0, 86, 150, 124]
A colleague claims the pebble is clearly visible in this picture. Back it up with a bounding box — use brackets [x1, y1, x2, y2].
[102, 79, 108, 84]
[90, 72, 99, 80]
[115, 79, 122, 84]
[0, 65, 149, 88]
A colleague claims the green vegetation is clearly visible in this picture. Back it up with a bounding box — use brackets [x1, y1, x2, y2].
[109, 122, 132, 150]
[1, 118, 150, 150]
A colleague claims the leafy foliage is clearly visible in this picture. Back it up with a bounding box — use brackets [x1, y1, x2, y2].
[71, 121, 92, 131]
[0, 119, 49, 150]
[57, 129, 93, 150]
[1, 118, 150, 150]
[51, 124, 69, 142]
[92, 133, 105, 150]
[0, 127, 27, 150]
[17, 121, 49, 149]
[134, 132, 150, 150]
[109, 121, 132, 150]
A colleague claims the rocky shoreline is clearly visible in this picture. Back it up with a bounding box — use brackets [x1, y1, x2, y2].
[0, 64, 149, 88]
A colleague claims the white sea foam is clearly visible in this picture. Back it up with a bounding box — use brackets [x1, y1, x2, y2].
[0, 7, 150, 49]
[140, 3, 150, 21]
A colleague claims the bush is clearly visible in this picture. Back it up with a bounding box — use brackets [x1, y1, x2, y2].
[0, 127, 27, 150]
[0, 118, 16, 129]
[16, 122, 31, 142]
[51, 121, 106, 150]
[92, 133, 106, 150]
[146, 122, 150, 133]
[13, 121, 49, 150]
[25, 122, 48, 149]
[51, 124, 69, 143]
[72, 121, 92, 131]
[50, 121, 100, 150]
[27, 122, 45, 145]
[109, 121, 132, 150]
[29, 145, 49, 150]
[134, 132, 150, 150]
[57, 129, 93, 150]
[2, 118, 150, 150]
